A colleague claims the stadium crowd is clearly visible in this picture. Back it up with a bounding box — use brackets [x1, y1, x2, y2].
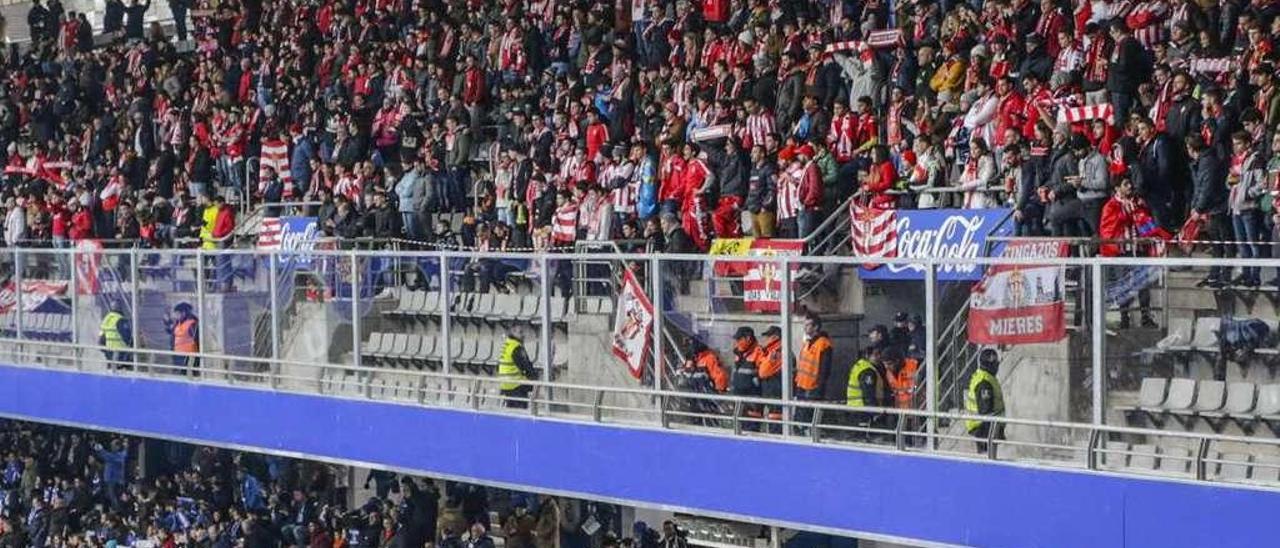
[0, 420, 694, 548]
[0, 0, 1277, 283]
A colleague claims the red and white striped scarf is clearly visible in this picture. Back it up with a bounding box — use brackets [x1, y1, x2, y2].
[1084, 35, 1109, 83]
[1058, 103, 1115, 125]
[552, 201, 579, 244]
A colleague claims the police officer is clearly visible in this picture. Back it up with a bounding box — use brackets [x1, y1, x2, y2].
[98, 302, 133, 370]
[167, 302, 199, 376]
[845, 348, 885, 440]
[966, 348, 1006, 454]
[497, 324, 538, 408]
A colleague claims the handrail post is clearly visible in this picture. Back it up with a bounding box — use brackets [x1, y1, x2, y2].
[986, 420, 999, 459]
[529, 385, 541, 416]
[268, 253, 280, 389]
[592, 391, 604, 422]
[658, 393, 669, 428]
[1195, 438, 1210, 480]
[1091, 262, 1105, 425]
[895, 412, 907, 451]
[925, 261, 938, 449]
[1086, 429, 1101, 470]
[780, 256, 793, 438]
[811, 407, 823, 443]
[732, 401, 743, 435]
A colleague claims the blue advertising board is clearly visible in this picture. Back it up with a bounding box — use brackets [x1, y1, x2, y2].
[857, 208, 1012, 281]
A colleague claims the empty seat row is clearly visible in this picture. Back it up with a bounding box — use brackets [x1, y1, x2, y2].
[1099, 443, 1280, 483]
[0, 312, 73, 341]
[360, 332, 568, 373]
[385, 290, 572, 324]
[1124, 377, 1280, 433]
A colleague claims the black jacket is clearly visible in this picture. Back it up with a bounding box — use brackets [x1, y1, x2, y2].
[1106, 36, 1147, 94]
[746, 162, 777, 213]
[664, 227, 694, 254]
[1190, 149, 1227, 215]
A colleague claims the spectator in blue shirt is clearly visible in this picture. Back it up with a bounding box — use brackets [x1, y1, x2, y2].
[236, 469, 265, 512]
[94, 439, 127, 505]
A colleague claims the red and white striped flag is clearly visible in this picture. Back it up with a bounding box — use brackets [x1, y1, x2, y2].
[258, 217, 283, 249]
[849, 204, 899, 270]
[258, 139, 293, 198]
[1057, 103, 1114, 125]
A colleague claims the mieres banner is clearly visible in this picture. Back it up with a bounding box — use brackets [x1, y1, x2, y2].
[612, 269, 655, 380]
[967, 240, 1069, 345]
[850, 207, 1013, 281]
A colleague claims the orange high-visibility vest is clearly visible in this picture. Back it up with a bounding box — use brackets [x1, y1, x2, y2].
[173, 318, 198, 353]
[756, 339, 782, 379]
[795, 336, 831, 391]
[888, 358, 921, 409]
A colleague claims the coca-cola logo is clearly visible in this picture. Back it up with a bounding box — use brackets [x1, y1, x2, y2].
[278, 220, 319, 252]
[882, 214, 987, 275]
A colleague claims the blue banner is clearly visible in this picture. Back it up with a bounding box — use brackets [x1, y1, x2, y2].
[857, 208, 1013, 281]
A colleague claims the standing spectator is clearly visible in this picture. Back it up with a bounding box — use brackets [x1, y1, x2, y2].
[1107, 19, 1147, 123]
[1228, 131, 1266, 286]
[397, 159, 429, 240]
[124, 0, 150, 42]
[1076, 133, 1112, 234]
[1187, 134, 1231, 287]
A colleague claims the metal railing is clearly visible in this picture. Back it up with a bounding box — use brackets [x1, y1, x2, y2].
[1, 247, 1278, 491]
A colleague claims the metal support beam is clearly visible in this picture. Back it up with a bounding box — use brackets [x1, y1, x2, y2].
[69, 247, 79, 369]
[351, 252, 362, 371]
[1092, 262, 1105, 425]
[650, 256, 664, 411]
[269, 253, 281, 389]
[780, 257, 793, 436]
[12, 250, 22, 360]
[196, 249, 206, 375]
[925, 262, 938, 448]
[131, 248, 140, 371]
[539, 256, 552, 380]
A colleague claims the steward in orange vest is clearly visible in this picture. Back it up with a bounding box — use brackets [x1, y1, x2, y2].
[167, 302, 201, 376]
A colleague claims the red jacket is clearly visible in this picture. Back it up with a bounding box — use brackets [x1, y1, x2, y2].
[798, 161, 823, 209]
[864, 160, 899, 209]
[585, 123, 610, 161]
[212, 206, 236, 239]
[70, 209, 93, 240]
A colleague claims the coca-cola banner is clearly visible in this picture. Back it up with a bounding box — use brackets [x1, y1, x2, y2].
[855, 208, 1013, 281]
